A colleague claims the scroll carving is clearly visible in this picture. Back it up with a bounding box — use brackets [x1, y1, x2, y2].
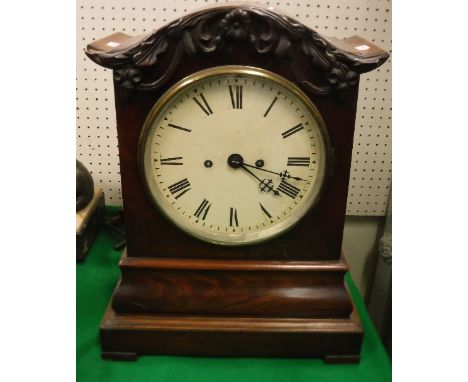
[86, 6, 388, 95]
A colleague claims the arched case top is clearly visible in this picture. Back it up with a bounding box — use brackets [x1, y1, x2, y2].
[86, 4, 388, 96]
[85, 4, 388, 261]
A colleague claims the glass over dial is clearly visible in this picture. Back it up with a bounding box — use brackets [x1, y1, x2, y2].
[140, 66, 329, 245]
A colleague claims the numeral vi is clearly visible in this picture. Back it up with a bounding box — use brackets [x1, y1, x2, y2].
[229, 207, 239, 227]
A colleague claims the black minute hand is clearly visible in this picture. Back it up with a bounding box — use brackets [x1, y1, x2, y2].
[242, 162, 306, 181]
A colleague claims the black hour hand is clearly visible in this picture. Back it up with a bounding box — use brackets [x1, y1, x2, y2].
[259, 179, 280, 196]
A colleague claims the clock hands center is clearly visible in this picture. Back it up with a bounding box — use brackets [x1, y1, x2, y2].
[227, 154, 280, 196]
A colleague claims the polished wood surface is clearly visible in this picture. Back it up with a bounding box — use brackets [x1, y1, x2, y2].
[120, 254, 350, 271]
[101, 302, 363, 361]
[85, 4, 389, 362]
[112, 252, 353, 318]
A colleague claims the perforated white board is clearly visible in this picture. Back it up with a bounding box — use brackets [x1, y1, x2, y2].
[77, 0, 392, 215]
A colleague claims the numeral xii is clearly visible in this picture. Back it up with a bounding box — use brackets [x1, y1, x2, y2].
[228, 85, 243, 109]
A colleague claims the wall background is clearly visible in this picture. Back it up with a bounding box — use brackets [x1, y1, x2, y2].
[343, 215, 384, 296]
[76, 0, 392, 296]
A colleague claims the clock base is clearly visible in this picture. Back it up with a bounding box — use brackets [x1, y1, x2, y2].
[100, 302, 363, 363]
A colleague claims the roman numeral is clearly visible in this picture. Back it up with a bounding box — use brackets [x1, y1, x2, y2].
[229, 207, 239, 227]
[194, 199, 211, 220]
[228, 85, 243, 109]
[263, 96, 278, 117]
[168, 178, 191, 199]
[168, 123, 191, 132]
[281, 123, 304, 139]
[277, 179, 300, 199]
[259, 203, 272, 219]
[192, 93, 213, 116]
[160, 156, 183, 165]
[287, 157, 310, 166]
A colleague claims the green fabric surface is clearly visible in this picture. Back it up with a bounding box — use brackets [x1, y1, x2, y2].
[77, 207, 391, 382]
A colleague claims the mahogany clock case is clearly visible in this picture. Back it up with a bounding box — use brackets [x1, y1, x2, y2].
[86, 5, 389, 262]
[85, 4, 389, 362]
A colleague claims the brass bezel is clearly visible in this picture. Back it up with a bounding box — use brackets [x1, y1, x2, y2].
[138, 65, 332, 246]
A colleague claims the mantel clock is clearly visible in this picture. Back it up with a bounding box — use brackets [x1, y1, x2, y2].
[86, 4, 388, 363]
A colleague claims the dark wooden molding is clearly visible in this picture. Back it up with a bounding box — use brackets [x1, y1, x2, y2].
[112, 252, 353, 318]
[119, 250, 350, 272]
[86, 5, 388, 95]
[100, 302, 363, 361]
[102, 306, 362, 332]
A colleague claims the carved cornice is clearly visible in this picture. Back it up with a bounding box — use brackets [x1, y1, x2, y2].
[86, 5, 389, 95]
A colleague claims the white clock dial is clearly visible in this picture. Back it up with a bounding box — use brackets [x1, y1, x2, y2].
[140, 66, 329, 245]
